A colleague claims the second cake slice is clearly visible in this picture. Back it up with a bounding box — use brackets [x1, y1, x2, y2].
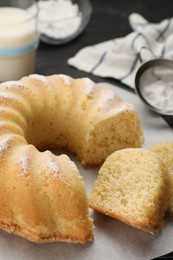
[89, 148, 169, 232]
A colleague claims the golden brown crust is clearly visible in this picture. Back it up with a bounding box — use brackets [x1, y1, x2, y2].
[0, 75, 95, 243]
[0, 222, 93, 244]
[89, 204, 164, 232]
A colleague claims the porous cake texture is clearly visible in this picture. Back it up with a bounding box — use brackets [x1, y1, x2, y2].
[45, 74, 143, 166]
[89, 148, 169, 232]
[150, 142, 173, 215]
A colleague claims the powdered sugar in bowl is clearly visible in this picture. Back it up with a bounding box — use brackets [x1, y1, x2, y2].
[37, 0, 92, 45]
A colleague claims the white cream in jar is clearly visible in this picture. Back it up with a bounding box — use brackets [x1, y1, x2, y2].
[0, 6, 39, 82]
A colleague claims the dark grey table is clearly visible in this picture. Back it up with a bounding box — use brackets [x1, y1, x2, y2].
[36, 1, 173, 258]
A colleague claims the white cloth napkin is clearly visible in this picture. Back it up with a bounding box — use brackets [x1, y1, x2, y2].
[68, 13, 173, 88]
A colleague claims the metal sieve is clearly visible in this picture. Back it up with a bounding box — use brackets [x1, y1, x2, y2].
[135, 47, 173, 115]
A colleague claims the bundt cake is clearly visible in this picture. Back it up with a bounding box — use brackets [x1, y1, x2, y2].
[150, 142, 173, 215]
[20, 74, 143, 166]
[89, 148, 169, 232]
[0, 74, 143, 243]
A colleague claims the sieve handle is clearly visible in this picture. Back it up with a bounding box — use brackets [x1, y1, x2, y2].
[138, 46, 157, 64]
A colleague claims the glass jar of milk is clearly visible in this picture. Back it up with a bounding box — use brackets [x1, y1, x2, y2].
[0, 0, 39, 82]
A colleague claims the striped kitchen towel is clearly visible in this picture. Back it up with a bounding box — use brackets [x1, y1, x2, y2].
[68, 13, 173, 89]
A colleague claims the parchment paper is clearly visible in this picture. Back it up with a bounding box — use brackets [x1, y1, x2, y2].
[0, 82, 173, 260]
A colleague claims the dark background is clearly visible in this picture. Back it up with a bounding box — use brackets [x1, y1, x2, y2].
[36, 0, 173, 85]
[36, 0, 173, 133]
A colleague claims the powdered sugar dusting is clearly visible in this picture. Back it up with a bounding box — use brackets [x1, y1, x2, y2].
[58, 74, 72, 84]
[47, 161, 60, 179]
[97, 90, 118, 109]
[18, 156, 29, 177]
[125, 103, 134, 111]
[0, 135, 12, 153]
[83, 78, 95, 96]
[0, 92, 28, 109]
[97, 89, 134, 114]
[0, 92, 21, 100]
[0, 81, 27, 88]
[29, 74, 48, 84]
[103, 102, 134, 117]
[68, 160, 78, 172]
[113, 103, 134, 113]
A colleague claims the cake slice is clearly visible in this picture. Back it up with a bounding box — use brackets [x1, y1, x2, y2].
[89, 148, 169, 232]
[150, 141, 173, 215]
